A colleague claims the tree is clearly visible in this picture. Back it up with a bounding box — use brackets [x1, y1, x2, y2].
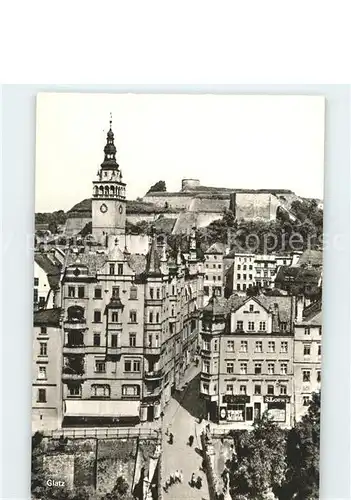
[147, 180, 166, 193]
[229, 414, 287, 500]
[103, 476, 129, 499]
[283, 391, 320, 500]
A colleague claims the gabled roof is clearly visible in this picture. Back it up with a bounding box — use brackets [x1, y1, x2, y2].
[229, 294, 293, 324]
[145, 237, 162, 276]
[298, 249, 323, 268]
[33, 308, 61, 327]
[302, 300, 322, 325]
[34, 253, 62, 289]
[203, 295, 229, 315]
[205, 242, 226, 255]
[65, 251, 107, 276]
[127, 254, 147, 275]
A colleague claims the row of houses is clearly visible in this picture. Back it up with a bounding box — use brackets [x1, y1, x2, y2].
[200, 293, 322, 427]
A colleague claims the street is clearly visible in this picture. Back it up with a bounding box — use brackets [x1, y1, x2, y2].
[161, 364, 209, 500]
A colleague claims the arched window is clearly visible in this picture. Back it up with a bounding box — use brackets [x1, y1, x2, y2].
[105, 186, 109, 197]
[93, 186, 98, 197]
[99, 186, 104, 196]
[67, 305, 85, 322]
[110, 185, 115, 197]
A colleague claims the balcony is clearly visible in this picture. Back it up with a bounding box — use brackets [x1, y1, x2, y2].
[63, 344, 86, 355]
[144, 346, 161, 356]
[144, 369, 163, 381]
[63, 319, 87, 330]
[62, 372, 86, 381]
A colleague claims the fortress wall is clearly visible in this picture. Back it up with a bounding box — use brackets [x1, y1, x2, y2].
[235, 193, 280, 221]
[142, 193, 193, 209]
[65, 217, 91, 237]
[127, 214, 156, 225]
[196, 212, 223, 228]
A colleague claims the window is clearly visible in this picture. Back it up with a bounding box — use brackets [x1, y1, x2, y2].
[213, 276, 216, 282]
[93, 333, 101, 346]
[38, 389, 46, 402]
[125, 360, 132, 372]
[38, 366, 47, 380]
[303, 370, 311, 382]
[304, 327, 310, 335]
[68, 286, 75, 297]
[34, 277, 39, 286]
[280, 363, 288, 375]
[255, 363, 262, 374]
[227, 340, 235, 352]
[92, 385, 110, 398]
[109, 264, 115, 275]
[203, 360, 210, 374]
[281, 341, 288, 353]
[236, 321, 243, 331]
[268, 363, 275, 375]
[303, 344, 311, 356]
[239, 385, 246, 394]
[249, 265, 253, 270]
[213, 264, 216, 269]
[203, 340, 210, 351]
[112, 287, 120, 298]
[78, 286, 85, 298]
[94, 310, 101, 323]
[111, 311, 119, 322]
[40, 327, 47, 334]
[317, 370, 321, 382]
[318, 344, 321, 356]
[226, 384, 234, 393]
[130, 310, 137, 323]
[237, 284, 241, 291]
[133, 360, 141, 372]
[240, 363, 247, 375]
[226, 362, 234, 374]
[254, 385, 261, 395]
[280, 385, 287, 395]
[122, 385, 140, 397]
[205, 275, 209, 280]
[267, 385, 274, 395]
[264, 270, 268, 277]
[303, 396, 310, 406]
[94, 288, 102, 299]
[149, 288, 154, 299]
[218, 276, 221, 281]
[259, 321, 266, 332]
[243, 284, 246, 291]
[156, 312, 160, 323]
[237, 265, 241, 270]
[202, 383, 209, 393]
[253, 343, 262, 355]
[118, 264, 123, 275]
[129, 333, 136, 347]
[111, 334, 118, 348]
[248, 321, 255, 331]
[240, 341, 248, 352]
[95, 360, 106, 373]
[281, 322, 287, 331]
[249, 274, 253, 280]
[214, 340, 218, 351]
[218, 264, 222, 269]
[149, 312, 153, 323]
[237, 274, 241, 280]
[68, 385, 81, 396]
[243, 274, 247, 280]
[249, 304, 254, 312]
[39, 342, 47, 356]
[204, 286, 209, 296]
[268, 341, 275, 353]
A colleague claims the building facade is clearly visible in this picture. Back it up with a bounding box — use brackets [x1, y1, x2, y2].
[293, 299, 322, 421]
[57, 121, 204, 427]
[200, 295, 295, 429]
[32, 308, 63, 432]
[34, 253, 61, 310]
[203, 243, 226, 302]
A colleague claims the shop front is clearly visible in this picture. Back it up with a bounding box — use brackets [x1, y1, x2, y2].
[219, 395, 251, 423]
[264, 395, 291, 423]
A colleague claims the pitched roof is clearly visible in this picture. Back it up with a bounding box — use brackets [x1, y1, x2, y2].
[34, 253, 62, 289]
[203, 295, 229, 315]
[145, 237, 162, 276]
[127, 254, 147, 275]
[205, 242, 226, 254]
[33, 308, 61, 327]
[298, 249, 323, 267]
[256, 295, 294, 324]
[65, 251, 107, 275]
[302, 300, 322, 325]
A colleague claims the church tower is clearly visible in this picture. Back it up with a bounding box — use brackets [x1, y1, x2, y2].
[92, 116, 126, 245]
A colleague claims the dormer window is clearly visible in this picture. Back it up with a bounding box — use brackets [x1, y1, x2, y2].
[249, 304, 254, 312]
[109, 264, 115, 275]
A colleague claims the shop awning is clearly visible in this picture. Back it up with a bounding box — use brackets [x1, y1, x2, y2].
[64, 400, 140, 418]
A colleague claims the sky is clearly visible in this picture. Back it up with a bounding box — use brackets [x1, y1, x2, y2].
[35, 93, 325, 213]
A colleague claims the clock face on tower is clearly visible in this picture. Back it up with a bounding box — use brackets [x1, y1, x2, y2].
[100, 203, 108, 213]
[119, 205, 123, 214]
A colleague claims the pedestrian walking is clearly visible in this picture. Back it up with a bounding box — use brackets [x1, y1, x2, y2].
[188, 435, 194, 447]
[179, 470, 183, 483]
[196, 476, 202, 489]
[190, 472, 196, 487]
[168, 432, 174, 444]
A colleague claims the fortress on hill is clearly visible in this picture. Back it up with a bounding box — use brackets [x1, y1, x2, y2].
[65, 177, 298, 237]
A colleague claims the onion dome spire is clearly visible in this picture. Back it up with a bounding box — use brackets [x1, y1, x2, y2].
[101, 113, 119, 169]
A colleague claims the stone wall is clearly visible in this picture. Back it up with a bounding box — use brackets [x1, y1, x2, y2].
[235, 193, 279, 221]
[200, 431, 221, 500]
[65, 216, 91, 236]
[142, 193, 194, 209]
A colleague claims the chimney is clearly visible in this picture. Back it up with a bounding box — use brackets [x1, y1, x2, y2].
[271, 303, 279, 331]
[296, 295, 304, 322]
